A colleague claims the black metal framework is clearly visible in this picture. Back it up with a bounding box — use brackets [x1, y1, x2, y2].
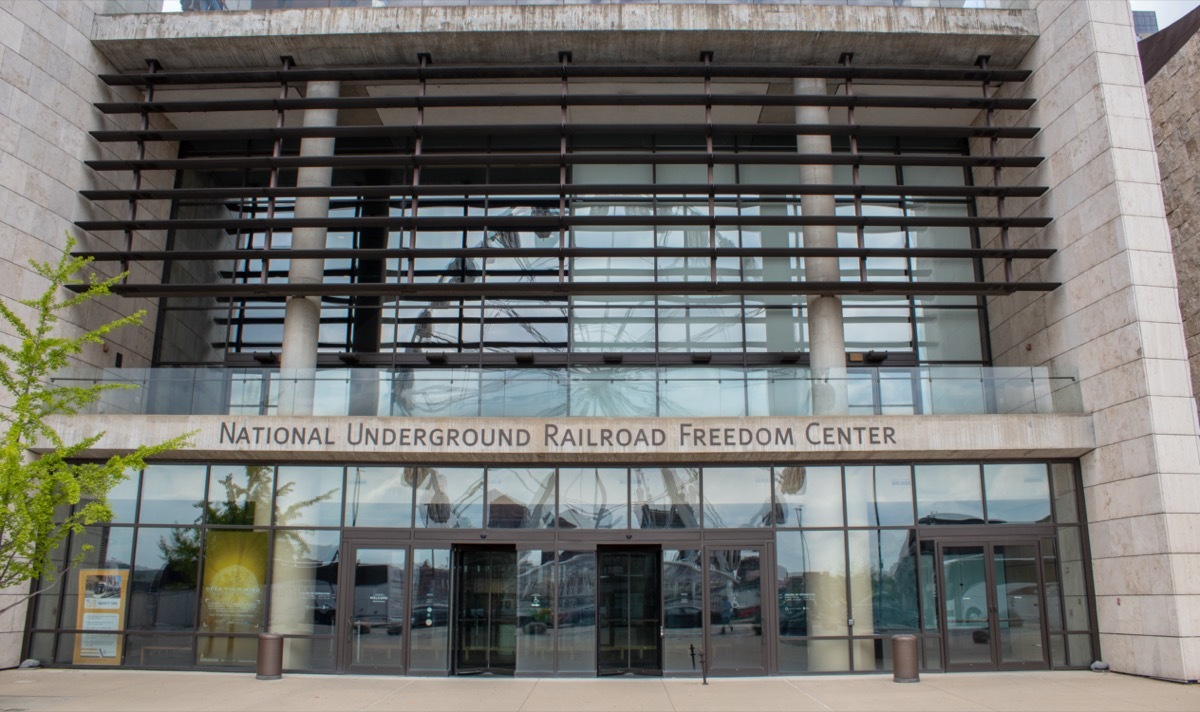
[77, 59, 1053, 368]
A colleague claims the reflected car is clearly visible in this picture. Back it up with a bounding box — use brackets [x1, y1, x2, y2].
[664, 604, 703, 629]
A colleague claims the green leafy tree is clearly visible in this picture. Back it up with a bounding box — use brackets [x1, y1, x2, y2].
[0, 235, 190, 606]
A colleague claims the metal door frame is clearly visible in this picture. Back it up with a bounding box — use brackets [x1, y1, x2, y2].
[701, 539, 773, 676]
[336, 535, 413, 675]
[936, 538, 1049, 672]
[595, 545, 663, 676]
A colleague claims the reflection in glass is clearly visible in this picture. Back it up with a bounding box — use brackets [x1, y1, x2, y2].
[597, 548, 661, 674]
[268, 528, 340, 671]
[1057, 527, 1090, 633]
[207, 464, 274, 526]
[61, 527, 134, 630]
[777, 530, 849, 672]
[662, 549, 703, 673]
[124, 635, 192, 667]
[558, 468, 627, 529]
[414, 467, 484, 529]
[350, 548, 405, 669]
[707, 549, 764, 673]
[139, 465, 207, 525]
[517, 550, 556, 673]
[631, 467, 699, 529]
[557, 551, 597, 673]
[409, 548, 451, 672]
[345, 466, 413, 528]
[275, 466, 343, 528]
[454, 547, 517, 674]
[941, 545, 990, 666]
[845, 465, 914, 526]
[774, 466, 843, 528]
[488, 469, 556, 529]
[915, 464, 983, 524]
[849, 530, 919, 641]
[984, 464, 1051, 523]
[994, 543, 1045, 665]
[129, 527, 199, 632]
[1051, 463, 1078, 523]
[105, 472, 140, 523]
[702, 467, 772, 528]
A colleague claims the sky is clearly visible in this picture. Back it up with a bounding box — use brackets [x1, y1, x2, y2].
[1130, 0, 1200, 30]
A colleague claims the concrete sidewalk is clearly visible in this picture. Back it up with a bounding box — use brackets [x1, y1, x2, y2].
[0, 669, 1197, 712]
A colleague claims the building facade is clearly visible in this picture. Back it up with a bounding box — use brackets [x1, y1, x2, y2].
[1, 0, 1198, 681]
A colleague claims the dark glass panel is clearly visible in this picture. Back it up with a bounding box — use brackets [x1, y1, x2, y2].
[597, 548, 661, 675]
[409, 547, 452, 673]
[349, 548, 406, 670]
[707, 548, 765, 673]
[124, 635, 193, 667]
[196, 635, 257, 667]
[454, 547, 517, 674]
[128, 527, 199, 632]
[516, 550, 556, 674]
[556, 550, 597, 674]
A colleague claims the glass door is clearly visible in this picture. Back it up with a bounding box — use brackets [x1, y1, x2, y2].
[597, 547, 662, 675]
[940, 540, 1047, 671]
[705, 547, 768, 675]
[453, 546, 518, 675]
[342, 544, 408, 674]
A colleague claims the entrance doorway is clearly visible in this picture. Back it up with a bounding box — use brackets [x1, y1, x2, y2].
[453, 546, 518, 675]
[343, 543, 408, 674]
[705, 547, 768, 675]
[597, 547, 662, 675]
[939, 541, 1048, 670]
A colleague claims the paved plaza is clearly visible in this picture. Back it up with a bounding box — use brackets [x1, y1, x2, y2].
[0, 669, 1197, 712]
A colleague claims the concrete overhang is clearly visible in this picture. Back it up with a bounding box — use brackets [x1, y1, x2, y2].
[90, 5, 1038, 71]
[41, 413, 1094, 464]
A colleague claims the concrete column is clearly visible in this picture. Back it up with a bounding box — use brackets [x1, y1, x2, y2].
[279, 80, 341, 415]
[795, 78, 847, 415]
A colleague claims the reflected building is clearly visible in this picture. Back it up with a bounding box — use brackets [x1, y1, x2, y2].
[8, 0, 1200, 684]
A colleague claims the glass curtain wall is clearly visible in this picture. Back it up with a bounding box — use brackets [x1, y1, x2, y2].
[27, 461, 1094, 674]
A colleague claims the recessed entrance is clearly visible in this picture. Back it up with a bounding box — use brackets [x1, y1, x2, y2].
[453, 546, 518, 675]
[597, 547, 662, 675]
[940, 540, 1048, 671]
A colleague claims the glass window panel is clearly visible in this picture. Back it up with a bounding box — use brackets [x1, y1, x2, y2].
[196, 635, 256, 667]
[409, 547, 451, 672]
[1041, 538, 1065, 632]
[345, 466, 413, 528]
[129, 527, 199, 632]
[1067, 633, 1094, 667]
[284, 635, 335, 672]
[631, 467, 699, 529]
[663, 549, 703, 673]
[61, 527, 135, 629]
[984, 463, 1051, 523]
[845, 465, 914, 526]
[916, 308, 983, 362]
[1050, 634, 1067, 667]
[833, 164, 897, 186]
[748, 367, 811, 417]
[557, 550, 597, 673]
[744, 305, 806, 353]
[659, 367, 747, 417]
[487, 468, 556, 529]
[558, 468, 628, 530]
[922, 365, 988, 413]
[139, 465, 208, 525]
[848, 530, 919, 636]
[516, 550, 556, 673]
[349, 548, 406, 669]
[414, 467, 484, 529]
[776, 530, 849, 672]
[389, 368, 481, 418]
[1051, 463, 1079, 523]
[574, 163, 653, 185]
[739, 164, 801, 185]
[657, 306, 743, 352]
[198, 529, 268, 636]
[902, 165, 965, 187]
[207, 465, 274, 526]
[102, 472, 139, 524]
[275, 466, 344, 528]
[922, 635, 941, 670]
[131, 623, 193, 668]
[919, 541, 939, 632]
[271, 529, 339, 638]
[702, 467, 772, 528]
[570, 302, 655, 352]
[1057, 527, 1091, 632]
[479, 370, 567, 418]
[27, 632, 54, 664]
[774, 466, 844, 528]
[568, 367, 658, 417]
[842, 303, 912, 352]
[915, 464, 983, 524]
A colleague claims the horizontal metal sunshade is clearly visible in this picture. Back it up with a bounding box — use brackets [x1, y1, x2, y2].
[77, 59, 1054, 300]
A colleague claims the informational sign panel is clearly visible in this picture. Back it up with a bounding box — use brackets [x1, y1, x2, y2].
[72, 568, 129, 665]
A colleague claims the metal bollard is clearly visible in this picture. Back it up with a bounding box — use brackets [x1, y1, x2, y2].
[892, 634, 919, 683]
[256, 633, 283, 680]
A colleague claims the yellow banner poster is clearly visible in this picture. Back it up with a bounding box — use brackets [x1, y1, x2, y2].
[72, 569, 129, 665]
[200, 530, 268, 634]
